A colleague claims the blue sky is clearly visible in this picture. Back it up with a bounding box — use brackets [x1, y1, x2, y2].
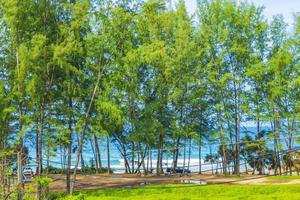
[184, 0, 300, 27]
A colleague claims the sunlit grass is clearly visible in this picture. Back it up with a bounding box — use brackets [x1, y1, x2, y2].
[65, 184, 300, 200]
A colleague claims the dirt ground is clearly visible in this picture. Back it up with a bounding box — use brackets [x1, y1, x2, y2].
[48, 173, 300, 192]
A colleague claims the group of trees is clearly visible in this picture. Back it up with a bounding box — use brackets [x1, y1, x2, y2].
[0, 0, 299, 198]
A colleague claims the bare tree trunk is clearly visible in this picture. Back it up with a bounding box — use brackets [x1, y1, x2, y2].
[90, 138, 97, 171]
[198, 139, 202, 174]
[275, 115, 282, 175]
[156, 146, 160, 175]
[233, 80, 241, 175]
[37, 104, 45, 200]
[150, 149, 153, 173]
[94, 135, 102, 173]
[146, 148, 150, 174]
[121, 143, 130, 173]
[188, 136, 192, 171]
[136, 147, 141, 174]
[66, 113, 72, 194]
[106, 136, 111, 175]
[131, 142, 135, 174]
[159, 135, 164, 174]
[257, 117, 263, 175]
[71, 62, 102, 195]
[183, 138, 186, 174]
[17, 152, 23, 200]
[173, 138, 180, 172]
[209, 144, 214, 175]
[141, 146, 146, 174]
[156, 133, 164, 175]
[235, 106, 241, 175]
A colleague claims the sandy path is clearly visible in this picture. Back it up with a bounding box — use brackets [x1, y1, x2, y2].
[48, 173, 300, 192]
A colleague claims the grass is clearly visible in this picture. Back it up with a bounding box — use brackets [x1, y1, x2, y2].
[62, 184, 300, 200]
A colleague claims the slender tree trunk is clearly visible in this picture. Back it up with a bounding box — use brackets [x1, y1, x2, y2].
[150, 149, 153, 173]
[276, 117, 282, 175]
[234, 80, 241, 175]
[46, 149, 49, 176]
[235, 106, 241, 175]
[141, 146, 146, 174]
[131, 142, 135, 174]
[90, 138, 97, 171]
[217, 111, 227, 174]
[60, 145, 64, 169]
[159, 135, 164, 174]
[209, 144, 214, 175]
[121, 143, 130, 173]
[106, 136, 110, 175]
[136, 146, 141, 174]
[198, 134, 202, 174]
[94, 135, 102, 173]
[257, 117, 263, 175]
[183, 138, 186, 172]
[156, 132, 164, 175]
[37, 103, 45, 200]
[156, 146, 160, 175]
[66, 121, 72, 194]
[173, 137, 180, 172]
[272, 120, 278, 175]
[188, 136, 191, 171]
[147, 148, 150, 174]
[71, 62, 102, 194]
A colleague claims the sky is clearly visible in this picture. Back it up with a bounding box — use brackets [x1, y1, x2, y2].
[184, 0, 300, 28]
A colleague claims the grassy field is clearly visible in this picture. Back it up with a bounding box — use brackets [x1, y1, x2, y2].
[60, 184, 300, 200]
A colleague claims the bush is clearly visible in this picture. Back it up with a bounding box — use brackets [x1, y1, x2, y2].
[45, 166, 113, 175]
[32, 177, 53, 200]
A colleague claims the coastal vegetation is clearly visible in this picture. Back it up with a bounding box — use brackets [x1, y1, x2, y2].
[0, 0, 299, 199]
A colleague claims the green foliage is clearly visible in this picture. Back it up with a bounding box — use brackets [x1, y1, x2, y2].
[32, 177, 53, 187]
[0, 0, 300, 197]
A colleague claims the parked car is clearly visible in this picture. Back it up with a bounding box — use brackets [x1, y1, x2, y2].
[23, 167, 35, 176]
[166, 167, 191, 174]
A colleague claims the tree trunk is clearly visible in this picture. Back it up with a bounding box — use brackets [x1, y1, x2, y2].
[66, 118, 72, 194]
[94, 135, 102, 173]
[90, 138, 97, 171]
[121, 143, 130, 174]
[235, 108, 241, 175]
[275, 115, 282, 175]
[209, 144, 214, 175]
[156, 146, 160, 175]
[173, 137, 180, 172]
[198, 136, 202, 174]
[146, 148, 150, 174]
[150, 149, 153, 173]
[131, 142, 135, 174]
[106, 136, 111, 175]
[159, 135, 164, 174]
[37, 104, 45, 200]
[71, 62, 102, 194]
[188, 136, 192, 171]
[257, 117, 263, 175]
[234, 80, 241, 175]
[183, 138, 186, 172]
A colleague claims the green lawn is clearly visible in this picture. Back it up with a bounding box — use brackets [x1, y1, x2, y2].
[63, 184, 300, 200]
